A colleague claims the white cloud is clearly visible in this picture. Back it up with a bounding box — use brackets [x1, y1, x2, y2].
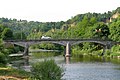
[0, 0, 120, 22]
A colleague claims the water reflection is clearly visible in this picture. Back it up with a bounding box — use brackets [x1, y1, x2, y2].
[23, 57, 29, 66]
[62, 55, 120, 80]
[65, 57, 71, 64]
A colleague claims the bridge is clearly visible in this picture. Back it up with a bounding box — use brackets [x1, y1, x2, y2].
[4, 39, 120, 57]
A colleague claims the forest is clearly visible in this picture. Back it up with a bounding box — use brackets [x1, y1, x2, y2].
[0, 7, 120, 57]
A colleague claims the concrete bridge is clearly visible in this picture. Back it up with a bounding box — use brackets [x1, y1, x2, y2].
[4, 39, 119, 57]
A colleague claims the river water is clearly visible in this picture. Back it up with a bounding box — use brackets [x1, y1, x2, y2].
[10, 53, 120, 80]
[62, 58, 120, 80]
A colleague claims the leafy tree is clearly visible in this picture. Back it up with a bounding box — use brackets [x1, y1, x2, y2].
[109, 18, 120, 41]
[70, 16, 96, 39]
[27, 32, 43, 40]
[1, 28, 13, 40]
[13, 32, 26, 40]
[31, 59, 64, 80]
[0, 39, 9, 66]
[90, 17, 97, 25]
[0, 24, 6, 38]
[92, 22, 110, 39]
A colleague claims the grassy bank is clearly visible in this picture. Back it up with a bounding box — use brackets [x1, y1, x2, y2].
[72, 48, 120, 58]
[0, 59, 64, 80]
[0, 67, 30, 80]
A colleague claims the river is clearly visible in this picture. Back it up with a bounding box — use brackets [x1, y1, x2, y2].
[62, 57, 120, 80]
[10, 52, 120, 80]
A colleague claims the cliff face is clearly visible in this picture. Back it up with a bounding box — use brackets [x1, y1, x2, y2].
[110, 12, 120, 22]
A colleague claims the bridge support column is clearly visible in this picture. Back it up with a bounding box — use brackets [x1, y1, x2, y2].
[65, 42, 71, 57]
[64, 46, 66, 56]
[24, 43, 29, 56]
[101, 45, 107, 56]
[65, 57, 70, 64]
[24, 57, 29, 66]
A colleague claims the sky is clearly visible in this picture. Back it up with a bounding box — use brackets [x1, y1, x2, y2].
[0, 0, 120, 22]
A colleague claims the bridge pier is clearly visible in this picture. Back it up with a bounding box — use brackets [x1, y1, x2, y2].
[24, 57, 29, 66]
[65, 42, 71, 57]
[24, 43, 29, 56]
[101, 45, 107, 56]
[64, 46, 66, 56]
[65, 57, 71, 64]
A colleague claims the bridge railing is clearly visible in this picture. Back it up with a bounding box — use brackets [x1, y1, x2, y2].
[4, 38, 114, 42]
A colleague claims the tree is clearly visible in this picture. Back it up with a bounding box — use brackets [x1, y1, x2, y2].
[1, 28, 13, 40]
[31, 59, 64, 80]
[0, 24, 6, 38]
[13, 32, 26, 40]
[92, 22, 110, 39]
[0, 39, 9, 66]
[109, 19, 120, 41]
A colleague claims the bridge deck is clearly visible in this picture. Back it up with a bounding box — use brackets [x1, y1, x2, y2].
[4, 39, 112, 42]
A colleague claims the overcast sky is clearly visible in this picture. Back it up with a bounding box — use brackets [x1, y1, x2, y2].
[0, 0, 120, 22]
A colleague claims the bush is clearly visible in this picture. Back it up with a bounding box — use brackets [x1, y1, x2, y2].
[111, 45, 120, 52]
[31, 59, 64, 80]
[0, 67, 30, 78]
[0, 52, 7, 65]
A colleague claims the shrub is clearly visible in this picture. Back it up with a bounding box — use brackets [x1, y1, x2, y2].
[31, 59, 64, 80]
[0, 52, 7, 66]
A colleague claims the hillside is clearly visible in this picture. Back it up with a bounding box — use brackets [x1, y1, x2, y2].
[0, 7, 120, 39]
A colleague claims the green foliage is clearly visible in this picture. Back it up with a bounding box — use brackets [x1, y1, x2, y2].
[109, 19, 120, 41]
[0, 39, 8, 65]
[0, 25, 7, 38]
[32, 52, 62, 58]
[0, 67, 30, 78]
[113, 7, 120, 14]
[14, 32, 26, 40]
[0, 18, 65, 37]
[62, 15, 97, 39]
[14, 46, 22, 53]
[1, 28, 13, 40]
[27, 32, 43, 40]
[0, 24, 6, 37]
[92, 22, 110, 39]
[30, 42, 63, 50]
[0, 7, 120, 57]
[110, 53, 120, 57]
[0, 52, 7, 65]
[0, 39, 17, 65]
[111, 45, 120, 52]
[110, 45, 120, 57]
[31, 59, 64, 80]
[0, 24, 13, 40]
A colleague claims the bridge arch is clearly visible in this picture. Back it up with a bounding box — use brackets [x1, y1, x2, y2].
[71, 41, 107, 46]
[28, 41, 66, 47]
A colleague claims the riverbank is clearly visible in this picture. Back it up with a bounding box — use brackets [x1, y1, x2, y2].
[72, 48, 120, 58]
[0, 67, 30, 80]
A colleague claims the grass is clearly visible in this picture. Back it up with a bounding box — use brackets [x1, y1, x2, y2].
[0, 67, 30, 80]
